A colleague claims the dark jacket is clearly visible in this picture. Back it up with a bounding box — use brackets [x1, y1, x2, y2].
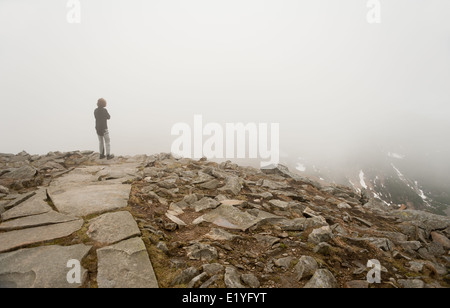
[94, 107, 111, 136]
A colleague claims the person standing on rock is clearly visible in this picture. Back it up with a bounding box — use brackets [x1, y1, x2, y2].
[94, 98, 114, 160]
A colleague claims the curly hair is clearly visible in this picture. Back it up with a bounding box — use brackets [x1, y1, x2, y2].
[97, 98, 107, 108]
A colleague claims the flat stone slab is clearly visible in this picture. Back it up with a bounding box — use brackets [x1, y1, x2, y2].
[87, 211, 141, 244]
[0, 244, 91, 288]
[0, 219, 84, 253]
[193, 204, 261, 231]
[1, 189, 51, 221]
[95, 163, 140, 183]
[97, 237, 159, 288]
[49, 166, 103, 187]
[48, 184, 132, 217]
[0, 211, 78, 231]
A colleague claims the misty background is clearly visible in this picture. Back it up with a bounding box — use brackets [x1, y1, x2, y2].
[1, 1, 450, 212]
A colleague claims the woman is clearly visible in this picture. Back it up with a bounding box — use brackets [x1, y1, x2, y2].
[94, 98, 114, 160]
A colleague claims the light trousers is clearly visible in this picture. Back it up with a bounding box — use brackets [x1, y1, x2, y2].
[98, 129, 111, 156]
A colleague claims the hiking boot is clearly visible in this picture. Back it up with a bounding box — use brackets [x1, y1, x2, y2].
[107, 154, 115, 160]
[99, 154, 106, 159]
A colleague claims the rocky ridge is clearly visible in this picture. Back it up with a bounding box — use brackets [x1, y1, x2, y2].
[0, 151, 449, 288]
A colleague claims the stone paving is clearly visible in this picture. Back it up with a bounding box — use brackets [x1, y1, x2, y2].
[0, 158, 158, 288]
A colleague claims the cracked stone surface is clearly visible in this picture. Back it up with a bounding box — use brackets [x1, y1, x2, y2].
[0, 244, 91, 288]
[96, 237, 158, 288]
[87, 211, 141, 244]
[0, 210, 79, 231]
[48, 184, 132, 217]
[1, 189, 51, 221]
[0, 219, 84, 253]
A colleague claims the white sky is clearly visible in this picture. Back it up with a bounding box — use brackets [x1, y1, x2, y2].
[1, 0, 449, 162]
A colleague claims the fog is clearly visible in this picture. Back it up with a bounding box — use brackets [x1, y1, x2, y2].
[1, 0, 450, 172]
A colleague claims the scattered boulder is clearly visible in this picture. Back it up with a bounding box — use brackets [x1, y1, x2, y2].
[185, 243, 218, 261]
[344, 280, 369, 288]
[431, 232, 450, 249]
[397, 279, 425, 289]
[337, 202, 352, 209]
[172, 267, 200, 286]
[218, 176, 243, 196]
[192, 197, 220, 212]
[241, 273, 260, 288]
[204, 228, 237, 241]
[0, 185, 9, 195]
[313, 242, 332, 255]
[294, 256, 318, 281]
[202, 263, 224, 276]
[274, 256, 295, 269]
[308, 226, 333, 244]
[303, 269, 338, 288]
[224, 266, 244, 288]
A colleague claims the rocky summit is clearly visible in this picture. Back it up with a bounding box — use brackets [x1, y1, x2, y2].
[0, 151, 449, 288]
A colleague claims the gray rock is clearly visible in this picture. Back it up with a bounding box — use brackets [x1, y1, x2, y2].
[393, 210, 450, 232]
[399, 241, 422, 251]
[274, 256, 295, 269]
[3, 191, 36, 211]
[186, 243, 218, 261]
[261, 179, 289, 190]
[172, 267, 200, 286]
[261, 164, 318, 187]
[278, 218, 307, 231]
[344, 280, 369, 288]
[346, 237, 394, 252]
[192, 197, 220, 212]
[224, 266, 244, 288]
[268, 199, 289, 209]
[308, 226, 333, 244]
[398, 279, 425, 289]
[156, 241, 169, 255]
[1, 189, 51, 221]
[303, 207, 321, 218]
[337, 202, 352, 209]
[431, 232, 450, 249]
[294, 256, 318, 281]
[192, 172, 215, 184]
[303, 269, 338, 288]
[0, 244, 91, 288]
[427, 242, 445, 256]
[241, 273, 260, 288]
[202, 263, 224, 276]
[193, 204, 262, 231]
[48, 183, 132, 217]
[218, 176, 243, 196]
[408, 261, 424, 273]
[0, 210, 78, 231]
[314, 242, 332, 255]
[200, 275, 220, 288]
[165, 212, 187, 227]
[0, 219, 84, 253]
[183, 194, 198, 205]
[97, 237, 158, 288]
[0, 185, 9, 195]
[1, 165, 37, 179]
[199, 179, 222, 190]
[187, 272, 209, 288]
[87, 211, 141, 244]
[254, 234, 280, 247]
[305, 216, 329, 229]
[204, 228, 237, 241]
[354, 217, 373, 227]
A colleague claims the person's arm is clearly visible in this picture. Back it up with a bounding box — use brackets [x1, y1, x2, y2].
[105, 109, 111, 120]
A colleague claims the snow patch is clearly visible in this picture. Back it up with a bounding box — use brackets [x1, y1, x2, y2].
[296, 163, 306, 172]
[359, 170, 368, 189]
